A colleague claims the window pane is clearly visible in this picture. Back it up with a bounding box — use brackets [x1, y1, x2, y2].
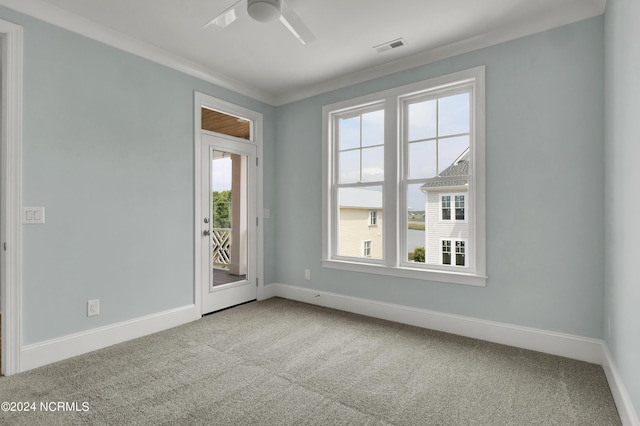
[438, 93, 469, 136]
[369, 210, 378, 226]
[438, 136, 469, 175]
[362, 110, 384, 147]
[442, 241, 451, 265]
[339, 150, 360, 184]
[361, 146, 384, 182]
[339, 116, 360, 150]
[455, 241, 465, 266]
[455, 195, 465, 220]
[337, 186, 383, 259]
[363, 240, 372, 257]
[408, 140, 437, 179]
[408, 99, 437, 141]
[407, 183, 426, 263]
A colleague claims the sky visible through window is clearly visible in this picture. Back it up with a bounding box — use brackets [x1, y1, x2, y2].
[338, 93, 470, 210]
[407, 92, 470, 210]
[212, 156, 232, 192]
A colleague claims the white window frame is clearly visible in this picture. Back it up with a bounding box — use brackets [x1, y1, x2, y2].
[368, 210, 378, 226]
[322, 67, 486, 286]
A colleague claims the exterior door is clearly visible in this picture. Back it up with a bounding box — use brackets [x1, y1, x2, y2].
[201, 133, 257, 314]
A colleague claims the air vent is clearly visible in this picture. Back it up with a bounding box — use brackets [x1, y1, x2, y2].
[374, 38, 407, 54]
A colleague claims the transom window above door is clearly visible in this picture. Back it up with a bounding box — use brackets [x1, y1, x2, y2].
[202, 107, 252, 141]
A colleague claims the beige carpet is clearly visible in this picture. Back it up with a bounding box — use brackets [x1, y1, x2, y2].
[0, 298, 621, 425]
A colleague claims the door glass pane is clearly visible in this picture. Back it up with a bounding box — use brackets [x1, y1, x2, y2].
[202, 108, 251, 140]
[211, 150, 247, 289]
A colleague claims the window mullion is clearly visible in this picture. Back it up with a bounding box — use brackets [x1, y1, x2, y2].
[383, 96, 398, 267]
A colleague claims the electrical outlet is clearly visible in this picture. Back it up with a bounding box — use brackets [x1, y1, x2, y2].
[304, 269, 310, 280]
[87, 299, 100, 317]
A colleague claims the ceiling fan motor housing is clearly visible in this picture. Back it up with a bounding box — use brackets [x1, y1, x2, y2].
[247, 0, 282, 23]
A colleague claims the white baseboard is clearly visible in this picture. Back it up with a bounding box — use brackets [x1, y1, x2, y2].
[20, 304, 198, 372]
[264, 283, 604, 364]
[603, 345, 640, 426]
[259, 282, 278, 300]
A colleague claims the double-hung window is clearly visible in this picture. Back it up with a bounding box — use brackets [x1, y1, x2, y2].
[440, 194, 466, 221]
[363, 240, 372, 257]
[368, 210, 378, 226]
[322, 67, 486, 286]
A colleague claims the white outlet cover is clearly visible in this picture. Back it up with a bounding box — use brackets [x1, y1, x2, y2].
[87, 299, 100, 317]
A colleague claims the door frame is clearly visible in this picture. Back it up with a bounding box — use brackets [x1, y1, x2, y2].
[0, 19, 23, 376]
[194, 92, 265, 317]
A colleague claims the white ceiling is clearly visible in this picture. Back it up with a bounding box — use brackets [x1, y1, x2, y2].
[0, 0, 606, 105]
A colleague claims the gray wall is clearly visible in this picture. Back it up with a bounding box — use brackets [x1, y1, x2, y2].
[5, 9, 634, 413]
[0, 6, 277, 344]
[605, 0, 640, 416]
[275, 17, 605, 339]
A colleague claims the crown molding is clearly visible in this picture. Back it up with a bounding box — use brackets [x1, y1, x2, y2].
[271, 0, 607, 105]
[0, 0, 606, 107]
[0, 0, 278, 105]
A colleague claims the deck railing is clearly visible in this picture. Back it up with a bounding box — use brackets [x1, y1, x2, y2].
[212, 228, 231, 269]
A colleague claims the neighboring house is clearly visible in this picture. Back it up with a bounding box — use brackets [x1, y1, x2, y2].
[338, 187, 383, 259]
[421, 149, 470, 267]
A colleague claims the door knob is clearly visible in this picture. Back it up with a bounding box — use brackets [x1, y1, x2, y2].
[203, 229, 210, 236]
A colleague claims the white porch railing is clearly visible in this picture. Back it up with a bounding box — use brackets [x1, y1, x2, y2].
[212, 228, 231, 269]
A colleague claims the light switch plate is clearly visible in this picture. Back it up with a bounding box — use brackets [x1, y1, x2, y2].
[23, 207, 45, 224]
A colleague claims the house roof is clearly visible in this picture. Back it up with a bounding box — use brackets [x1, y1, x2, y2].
[420, 149, 470, 191]
[339, 187, 382, 209]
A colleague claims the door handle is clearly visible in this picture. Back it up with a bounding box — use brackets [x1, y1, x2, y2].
[203, 229, 210, 236]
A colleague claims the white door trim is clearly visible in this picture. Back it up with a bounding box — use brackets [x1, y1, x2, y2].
[193, 92, 264, 317]
[0, 18, 23, 376]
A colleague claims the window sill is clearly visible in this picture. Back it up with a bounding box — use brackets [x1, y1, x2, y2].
[322, 259, 487, 287]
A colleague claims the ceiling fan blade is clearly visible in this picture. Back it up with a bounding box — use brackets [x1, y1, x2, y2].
[204, 0, 245, 28]
[279, 0, 316, 44]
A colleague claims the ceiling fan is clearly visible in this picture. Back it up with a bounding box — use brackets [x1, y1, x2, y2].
[204, 0, 316, 45]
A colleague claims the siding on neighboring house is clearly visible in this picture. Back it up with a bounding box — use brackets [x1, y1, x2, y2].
[421, 149, 470, 266]
[425, 190, 469, 264]
[338, 208, 383, 258]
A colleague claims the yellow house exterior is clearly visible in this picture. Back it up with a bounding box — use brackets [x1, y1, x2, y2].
[337, 187, 383, 259]
[338, 207, 383, 259]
